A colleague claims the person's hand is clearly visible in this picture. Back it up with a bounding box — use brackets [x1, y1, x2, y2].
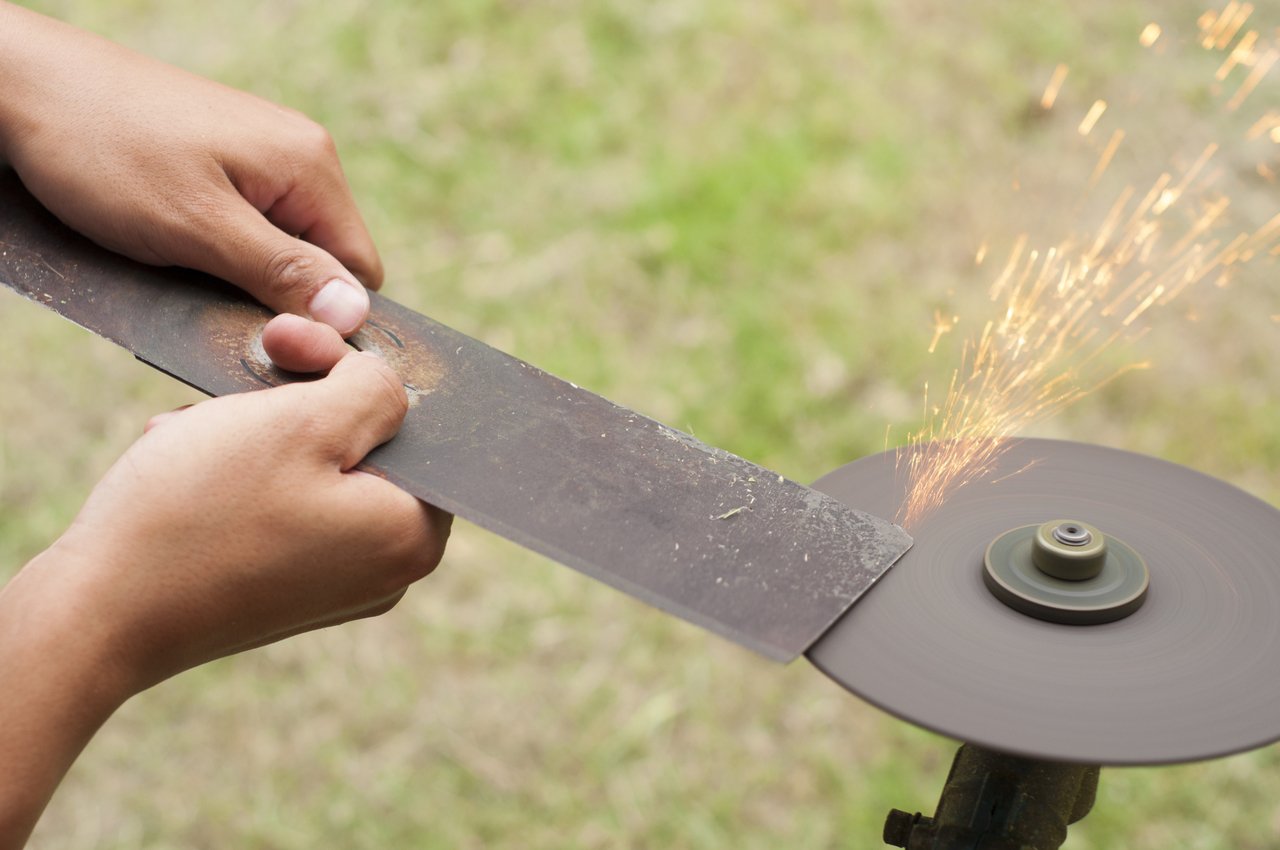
[0, 316, 449, 846]
[0, 3, 380, 336]
[48, 315, 449, 685]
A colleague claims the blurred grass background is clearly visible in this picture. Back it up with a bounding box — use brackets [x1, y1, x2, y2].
[3, 0, 1280, 847]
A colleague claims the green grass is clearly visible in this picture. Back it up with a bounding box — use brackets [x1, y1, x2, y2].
[5, 1, 1280, 847]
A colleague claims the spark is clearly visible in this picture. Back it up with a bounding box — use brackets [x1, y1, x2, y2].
[1041, 64, 1070, 110]
[895, 9, 1280, 529]
[1089, 129, 1126, 188]
[1078, 100, 1108, 136]
[1201, 2, 1243, 49]
[1245, 110, 1280, 139]
[1226, 48, 1278, 111]
[1217, 29, 1259, 79]
[1194, 2, 1280, 111]
[928, 310, 960, 354]
[1213, 2, 1253, 49]
[1121, 285, 1166, 327]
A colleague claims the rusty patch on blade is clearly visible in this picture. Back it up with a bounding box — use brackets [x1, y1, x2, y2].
[348, 316, 446, 405]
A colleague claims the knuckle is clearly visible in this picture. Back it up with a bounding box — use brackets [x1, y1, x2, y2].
[262, 246, 321, 301]
[399, 550, 442, 586]
[416, 534, 447, 579]
[386, 510, 446, 585]
[433, 510, 454, 544]
[364, 358, 409, 419]
[295, 119, 339, 163]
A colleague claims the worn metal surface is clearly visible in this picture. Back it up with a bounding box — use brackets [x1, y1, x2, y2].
[0, 169, 911, 662]
[807, 438, 1280, 765]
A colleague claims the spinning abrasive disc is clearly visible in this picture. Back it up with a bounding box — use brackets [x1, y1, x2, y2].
[806, 439, 1280, 766]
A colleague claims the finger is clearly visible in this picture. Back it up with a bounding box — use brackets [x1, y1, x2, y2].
[260, 314, 351, 373]
[213, 494, 448, 657]
[227, 493, 447, 654]
[143, 404, 194, 433]
[197, 193, 371, 337]
[339, 478, 451, 590]
[224, 118, 384, 291]
[262, 175, 384, 291]
[307, 351, 409, 467]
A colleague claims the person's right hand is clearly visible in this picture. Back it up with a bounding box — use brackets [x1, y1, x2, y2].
[0, 3, 380, 336]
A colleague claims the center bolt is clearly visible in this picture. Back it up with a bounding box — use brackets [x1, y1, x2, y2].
[1052, 523, 1093, 547]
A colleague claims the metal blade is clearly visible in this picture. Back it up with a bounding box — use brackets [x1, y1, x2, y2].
[0, 170, 911, 661]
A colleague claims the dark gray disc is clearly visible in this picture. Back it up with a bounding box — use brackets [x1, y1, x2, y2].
[806, 439, 1280, 766]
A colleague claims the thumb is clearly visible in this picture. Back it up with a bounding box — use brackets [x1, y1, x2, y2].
[202, 197, 371, 337]
[304, 351, 409, 469]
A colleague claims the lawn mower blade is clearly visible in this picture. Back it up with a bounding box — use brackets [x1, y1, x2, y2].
[0, 170, 911, 662]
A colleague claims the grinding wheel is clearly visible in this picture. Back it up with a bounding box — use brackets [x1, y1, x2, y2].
[806, 439, 1280, 766]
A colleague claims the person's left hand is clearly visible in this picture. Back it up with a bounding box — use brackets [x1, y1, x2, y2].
[42, 315, 450, 686]
[0, 314, 451, 848]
